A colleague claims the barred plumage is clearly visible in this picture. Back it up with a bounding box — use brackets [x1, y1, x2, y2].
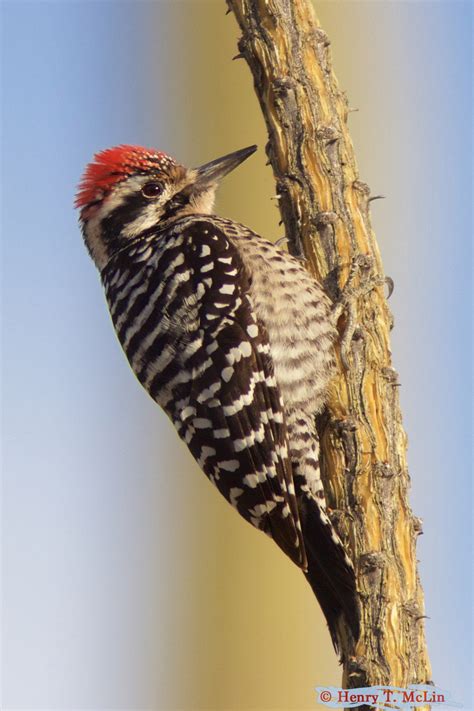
[77, 144, 359, 650]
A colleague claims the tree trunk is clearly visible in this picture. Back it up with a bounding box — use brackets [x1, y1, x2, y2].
[227, 0, 432, 694]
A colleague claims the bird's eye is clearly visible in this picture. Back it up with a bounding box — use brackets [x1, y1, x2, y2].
[141, 182, 164, 198]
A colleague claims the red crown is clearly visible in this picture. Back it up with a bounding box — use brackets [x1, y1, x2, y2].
[75, 145, 176, 209]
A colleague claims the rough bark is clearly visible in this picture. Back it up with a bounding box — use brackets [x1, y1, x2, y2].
[227, 0, 432, 694]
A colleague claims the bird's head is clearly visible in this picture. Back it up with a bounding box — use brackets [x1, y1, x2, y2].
[75, 143, 257, 270]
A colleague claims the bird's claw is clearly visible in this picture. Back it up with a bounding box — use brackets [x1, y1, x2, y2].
[331, 255, 388, 369]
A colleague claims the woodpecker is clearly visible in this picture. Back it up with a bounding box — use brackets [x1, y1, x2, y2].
[76, 144, 359, 650]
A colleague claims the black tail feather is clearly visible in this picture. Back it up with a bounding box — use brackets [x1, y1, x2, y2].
[299, 495, 360, 655]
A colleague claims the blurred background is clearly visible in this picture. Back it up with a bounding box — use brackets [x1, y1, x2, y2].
[1, 1, 472, 709]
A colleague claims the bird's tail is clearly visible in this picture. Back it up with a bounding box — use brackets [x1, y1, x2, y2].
[299, 495, 360, 655]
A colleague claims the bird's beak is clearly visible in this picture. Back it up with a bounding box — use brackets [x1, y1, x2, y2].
[193, 145, 257, 190]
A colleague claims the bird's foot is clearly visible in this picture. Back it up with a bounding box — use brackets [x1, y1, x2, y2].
[331, 255, 390, 369]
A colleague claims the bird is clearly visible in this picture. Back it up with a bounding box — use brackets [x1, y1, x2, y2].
[75, 143, 359, 651]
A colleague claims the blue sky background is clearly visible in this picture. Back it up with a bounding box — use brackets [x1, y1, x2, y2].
[1, 1, 472, 709]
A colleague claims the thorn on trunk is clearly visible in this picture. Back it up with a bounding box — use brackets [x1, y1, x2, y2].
[368, 194, 386, 203]
[385, 276, 394, 299]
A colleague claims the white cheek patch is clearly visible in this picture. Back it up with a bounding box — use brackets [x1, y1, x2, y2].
[121, 182, 175, 238]
[121, 200, 167, 239]
[189, 188, 216, 215]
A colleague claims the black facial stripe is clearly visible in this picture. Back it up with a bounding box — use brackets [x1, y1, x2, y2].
[100, 185, 192, 260]
[101, 191, 148, 244]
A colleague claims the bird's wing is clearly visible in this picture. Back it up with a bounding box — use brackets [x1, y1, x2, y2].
[169, 220, 307, 568]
